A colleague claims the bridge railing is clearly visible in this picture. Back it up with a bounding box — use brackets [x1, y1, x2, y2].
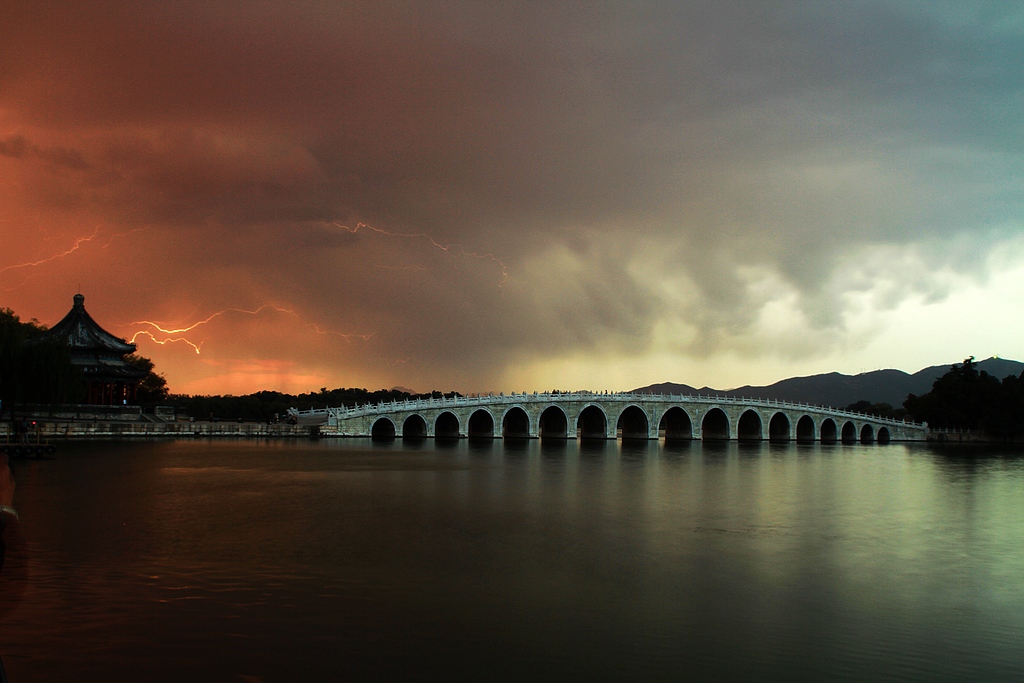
[289, 391, 923, 429]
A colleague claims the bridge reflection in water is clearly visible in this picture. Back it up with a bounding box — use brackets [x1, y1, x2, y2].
[290, 392, 927, 443]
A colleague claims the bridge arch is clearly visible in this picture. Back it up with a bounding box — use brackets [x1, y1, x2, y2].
[617, 405, 650, 440]
[820, 418, 837, 444]
[796, 415, 815, 443]
[841, 421, 857, 444]
[315, 394, 926, 442]
[435, 411, 461, 439]
[577, 404, 608, 439]
[501, 406, 531, 438]
[702, 407, 730, 440]
[402, 414, 427, 439]
[860, 424, 874, 444]
[737, 409, 762, 441]
[539, 405, 568, 440]
[659, 406, 692, 441]
[371, 416, 396, 440]
[768, 412, 790, 442]
[468, 409, 496, 438]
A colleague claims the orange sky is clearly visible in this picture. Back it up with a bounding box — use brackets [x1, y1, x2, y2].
[3, 2, 1024, 396]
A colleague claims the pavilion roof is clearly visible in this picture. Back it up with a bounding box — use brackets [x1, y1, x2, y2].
[46, 294, 137, 356]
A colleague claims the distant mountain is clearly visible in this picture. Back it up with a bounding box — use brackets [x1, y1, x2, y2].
[633, 357, 1024, 409]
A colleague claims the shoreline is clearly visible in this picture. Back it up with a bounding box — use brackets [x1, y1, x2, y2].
[1, 420, 319, 440]
[3, 419, 1021, 445]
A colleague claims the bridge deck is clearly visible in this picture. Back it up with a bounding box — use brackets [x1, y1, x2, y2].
[290, 392, 927, 442]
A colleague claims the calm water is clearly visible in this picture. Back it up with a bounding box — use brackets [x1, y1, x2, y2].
[2, 438, 1024, 681]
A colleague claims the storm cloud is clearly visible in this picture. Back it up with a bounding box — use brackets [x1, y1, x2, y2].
[2, 1, 1022, 393]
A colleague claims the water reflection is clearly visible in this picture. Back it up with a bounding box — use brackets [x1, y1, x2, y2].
[5, 439, 1024, 682]
[662, 439, 696, 457]
[466, 437, 496, 455]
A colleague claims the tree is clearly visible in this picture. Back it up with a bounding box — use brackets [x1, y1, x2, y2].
[0, 308, 84, 411]
[904, 357, 1024, 436]
[165, 387, 453, 421]
[988, 372, 1024, 438]
[125, 354, 169, 405]
[0, 308, 27, 411]
[845, 400, 906, 421]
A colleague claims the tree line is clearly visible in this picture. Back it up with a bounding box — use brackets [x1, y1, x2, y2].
[168, 388, 461, 423]
[847, 357, 1024, 438]
[902, 357, 1024, 437]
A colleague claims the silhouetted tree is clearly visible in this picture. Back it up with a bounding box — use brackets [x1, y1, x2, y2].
[845, 400, 906, 420]
[988, 372, 1024, 438]
[904, 357, 1024, 436]
[126, 354, 169, 405]
[167, 387, 464, 421]
[0, 308, 84, 412]
[0, 308, 25, 411]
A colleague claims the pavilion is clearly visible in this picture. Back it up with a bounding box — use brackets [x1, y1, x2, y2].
[44, 294, 147, 405]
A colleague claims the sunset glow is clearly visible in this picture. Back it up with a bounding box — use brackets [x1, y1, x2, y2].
[3, 2, 1023, 395]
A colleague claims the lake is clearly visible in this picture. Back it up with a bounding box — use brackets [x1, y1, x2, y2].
[2, 438, 1023, 681]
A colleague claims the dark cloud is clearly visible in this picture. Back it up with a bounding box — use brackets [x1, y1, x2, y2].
[2, 1, 1022, 391]
[0, 133, 90, 170]
[0, 134, 29, 158]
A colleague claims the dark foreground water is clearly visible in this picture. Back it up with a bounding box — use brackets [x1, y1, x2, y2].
[2, 439, 1024, 682]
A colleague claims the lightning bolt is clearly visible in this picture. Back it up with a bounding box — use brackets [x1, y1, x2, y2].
[307, 322, 375, 342]
[0, 226, 147, 291]
[123, 304, 373, 355]
[101, 227, 147, 248]
[329, 222, 509, 286]
[377, 265, 429, 272]
[0, 227, 101, 275]
[128, 330, 204, 354]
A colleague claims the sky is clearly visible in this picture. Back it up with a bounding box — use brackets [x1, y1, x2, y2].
[2, 1, 1023, 396]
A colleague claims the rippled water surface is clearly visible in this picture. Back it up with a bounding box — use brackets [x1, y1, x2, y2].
[3, 439, 1024, 681]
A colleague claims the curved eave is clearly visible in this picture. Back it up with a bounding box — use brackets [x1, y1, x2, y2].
[47, 305, 136, 355]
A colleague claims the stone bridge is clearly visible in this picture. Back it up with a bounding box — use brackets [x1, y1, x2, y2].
[291, 392, 927, 443]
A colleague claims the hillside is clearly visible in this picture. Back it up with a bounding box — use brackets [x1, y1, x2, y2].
[633, 357, 1024, 409]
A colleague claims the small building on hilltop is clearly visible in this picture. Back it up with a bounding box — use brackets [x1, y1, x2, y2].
[44, 294, 147, 405]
